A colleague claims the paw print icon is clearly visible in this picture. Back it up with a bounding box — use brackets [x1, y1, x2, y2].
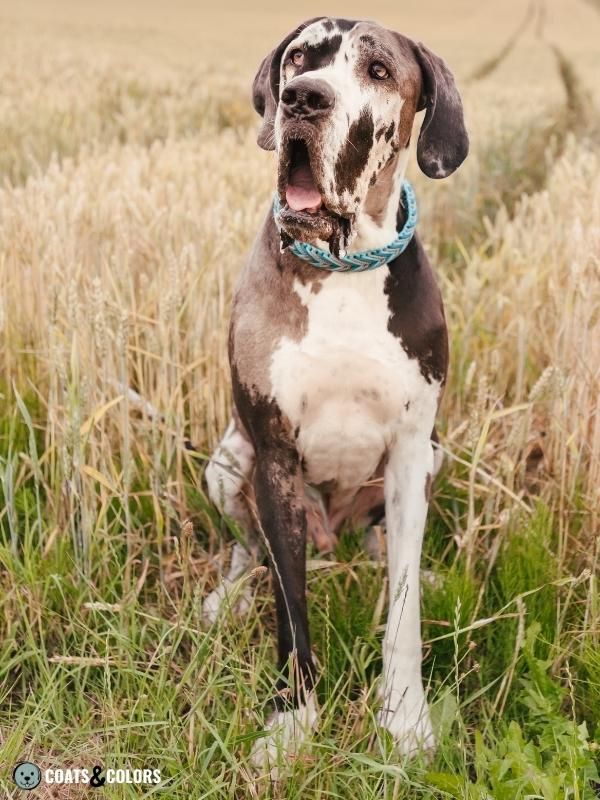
[12, 762, 42, 791]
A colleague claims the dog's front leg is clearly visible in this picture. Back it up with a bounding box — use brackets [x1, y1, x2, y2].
[249, 445, 317, 774]
[378, 430, 435, 756]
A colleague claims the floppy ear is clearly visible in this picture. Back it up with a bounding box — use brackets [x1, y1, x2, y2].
[251, 17, 324, 151]
[412, 42, 469, 178]
[252, 54, 277, 150]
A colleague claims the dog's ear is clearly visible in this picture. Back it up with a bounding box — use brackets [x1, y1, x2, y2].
[252, 18, 324, 151]
[252, 54, 277, 151]
[412, 42, 468, 178]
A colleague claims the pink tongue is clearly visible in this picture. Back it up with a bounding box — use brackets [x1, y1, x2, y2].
[286, 164, 322, 213]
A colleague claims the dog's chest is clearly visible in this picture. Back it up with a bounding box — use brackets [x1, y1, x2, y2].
[269, 270, 439, 490]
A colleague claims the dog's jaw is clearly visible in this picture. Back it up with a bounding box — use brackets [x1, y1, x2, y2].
[276, 128, 352, 252]
[275, 140, 411, 256]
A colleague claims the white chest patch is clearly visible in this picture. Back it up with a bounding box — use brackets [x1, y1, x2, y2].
[269, 271, 441, 491]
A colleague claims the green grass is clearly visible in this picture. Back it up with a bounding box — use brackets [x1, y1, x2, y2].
[0, 399, 598, 798]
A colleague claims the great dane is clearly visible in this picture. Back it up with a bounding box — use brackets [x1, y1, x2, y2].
[204, 16, 468, 770]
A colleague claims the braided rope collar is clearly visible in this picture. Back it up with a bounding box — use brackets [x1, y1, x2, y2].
[273, 180, 418, 273]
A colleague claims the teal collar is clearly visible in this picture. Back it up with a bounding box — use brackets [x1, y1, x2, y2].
[273, 180, 418, 273]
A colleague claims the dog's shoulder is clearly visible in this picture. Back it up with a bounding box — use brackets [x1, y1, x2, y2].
[385, 234, 448, 385]
[229, 212, 329, 398]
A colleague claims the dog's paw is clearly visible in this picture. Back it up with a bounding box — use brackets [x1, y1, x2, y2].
[376, 690, 435, 757]
[249, 693, 318, 779]
[201, 580, 252, 626]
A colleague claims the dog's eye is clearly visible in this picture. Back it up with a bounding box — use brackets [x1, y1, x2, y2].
[290, 49, 304, 68]
[369, 62, 389, 80]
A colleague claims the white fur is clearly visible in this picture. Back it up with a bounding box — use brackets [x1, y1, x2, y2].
[202, 542, 254, 625]
[205, 419, 255, 522]
[204, 423, 256, 624]
[378, 434, 437, 754]
[270, 270, 441, 490]
[250, 692, 318, 778]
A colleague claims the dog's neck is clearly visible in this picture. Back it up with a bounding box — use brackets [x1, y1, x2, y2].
[348, 147, 410, 254]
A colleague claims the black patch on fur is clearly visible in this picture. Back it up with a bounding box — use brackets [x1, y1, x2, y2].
[304, 34, 343, 69]
[334, 107, 374, 196]
[327, 214, 352, 258]
[335, 18, 358, 32]
[384, 121, 395, 142]
[369, 503, 386, 525]
[279, 228, 294, 251]
[385, 222, 449, 385]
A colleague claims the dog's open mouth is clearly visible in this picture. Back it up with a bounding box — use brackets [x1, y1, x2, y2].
[285, 140, 323, 214]
[278, 135, 351, 253]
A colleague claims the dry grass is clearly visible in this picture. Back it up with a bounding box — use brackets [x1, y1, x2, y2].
[0, 2, 599, 797]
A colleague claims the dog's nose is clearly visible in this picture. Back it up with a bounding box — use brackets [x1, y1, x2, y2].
[280, 78, 335, 119]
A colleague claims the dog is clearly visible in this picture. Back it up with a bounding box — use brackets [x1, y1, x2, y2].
[204, 16, 468, 770]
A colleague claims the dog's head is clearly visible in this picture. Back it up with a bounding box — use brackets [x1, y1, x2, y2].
[253, 17, 468, 251]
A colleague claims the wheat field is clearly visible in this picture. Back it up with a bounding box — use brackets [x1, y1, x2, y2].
[0, 0, 599, 797]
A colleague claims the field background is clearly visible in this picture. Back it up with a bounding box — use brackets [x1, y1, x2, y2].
[0, 0, 599, 797]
